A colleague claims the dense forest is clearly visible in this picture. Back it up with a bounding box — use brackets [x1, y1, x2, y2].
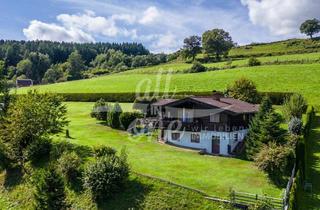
[0, 40, 167, 84]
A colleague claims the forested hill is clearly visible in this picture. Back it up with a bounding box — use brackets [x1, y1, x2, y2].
[0, 40, 150, 66]
[0, 40, 169, 84]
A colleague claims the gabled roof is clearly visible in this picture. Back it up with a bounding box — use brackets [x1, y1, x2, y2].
[152, 96, 259, 114]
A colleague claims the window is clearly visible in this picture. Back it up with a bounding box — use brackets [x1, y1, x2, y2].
[210, 114, 220, 122]
[191, 133, 200, 143]
[234, 133, 238, 141]
[212, 135, 220, 141]
[172, 132, 180, 141]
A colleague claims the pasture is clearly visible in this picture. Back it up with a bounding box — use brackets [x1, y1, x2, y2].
[18, 63, 320, 105]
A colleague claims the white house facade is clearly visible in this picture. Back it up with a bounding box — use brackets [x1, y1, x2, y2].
[151, 93, 259, 156]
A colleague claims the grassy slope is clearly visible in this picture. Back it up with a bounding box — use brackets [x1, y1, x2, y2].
[299, 114, 320, 209]
[19, 64, 320, 105]
[229, 38, 320, 57]
[122, 52, 320, 74]
[0, 172, 228, 210]
[54, 102, 283, 199]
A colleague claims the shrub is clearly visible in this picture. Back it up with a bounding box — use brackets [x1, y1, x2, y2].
[188, 61, 207, 73]
[93, 145, 116, 158]
[282, 94, 307, 121]
[90, 98, 109, 121]
[107, 103, 123, 129]
[288, 117, 303, 135]
[83, 149, 129, 200]
[50, 141, 74, 160]
[120, 111, 143, 130]
[254, 142, 295, 185]
[226, 77, 260, 103]
[34, 167, 67, 210]
[24, 138, 52, 162]
[248, 57, 261, 66]
[57, 152, 82, 183]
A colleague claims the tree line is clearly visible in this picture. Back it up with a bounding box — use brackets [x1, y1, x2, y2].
[0, 40, 167, 85]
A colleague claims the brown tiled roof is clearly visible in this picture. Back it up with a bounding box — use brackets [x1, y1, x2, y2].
[152, 99, 178, 106]
[152, 96, 259, 114]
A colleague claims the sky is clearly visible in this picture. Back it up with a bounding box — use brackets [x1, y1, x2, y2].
[0, 0, 320, 53]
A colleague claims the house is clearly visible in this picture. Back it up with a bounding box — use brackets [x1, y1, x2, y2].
[16, 79, 33, 88]
[151, 93, 259, 156]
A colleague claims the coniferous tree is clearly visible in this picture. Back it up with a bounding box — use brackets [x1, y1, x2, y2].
[244, 97, 284, 160]
[107, 103, 123, 129]
[34, 167, 67, 210]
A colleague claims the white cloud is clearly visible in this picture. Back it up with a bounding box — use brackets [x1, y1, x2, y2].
[57, 11, 137, 37]
[241, 0, 320, 35]
[150, 33, 180, 53]
[23, 11, 138, 43]
[139, 6, 160, 25]
[23, 20, 95, 42]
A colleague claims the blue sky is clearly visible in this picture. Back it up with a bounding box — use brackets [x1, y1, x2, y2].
[1, 0, 319, 53]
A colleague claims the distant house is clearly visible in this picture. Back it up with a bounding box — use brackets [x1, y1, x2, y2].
[16, 79, 33, 88]
[151, 93, 259, 156]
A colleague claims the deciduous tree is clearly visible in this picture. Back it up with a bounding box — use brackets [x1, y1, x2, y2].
[202, 29, 234, 60]
[300, 18, 320, 38]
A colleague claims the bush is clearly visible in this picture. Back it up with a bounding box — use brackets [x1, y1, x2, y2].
[107, 103, 123, 129]
[57, 152, 82, 183]
[254, 142, 295, 185]
[288, 117, 303, 135]
[226, 77, 260, 103]
[282, 94, 307, 121]
[120, 111, 143, 130]
[34, 167, 68, 210]
[83, 149, 129, 200]
[50, 141, 74, 160]
[248, 57, 261, 66]
[90, 98, 109, 121]
[24, 138, 52, 162]
[93, 145, 116, 158]
[188, 61, 207, 73]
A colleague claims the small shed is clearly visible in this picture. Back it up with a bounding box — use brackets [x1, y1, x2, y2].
[16, 79, 33, 88]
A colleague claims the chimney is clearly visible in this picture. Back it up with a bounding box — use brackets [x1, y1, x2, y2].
[212, 91, 224, 100]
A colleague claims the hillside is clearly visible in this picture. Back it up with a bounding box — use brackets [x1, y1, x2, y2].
[229, 38, 320, 57]
[19, 63, 320, 105]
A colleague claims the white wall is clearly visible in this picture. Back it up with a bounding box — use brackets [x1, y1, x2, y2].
[164, 129, 248, 156]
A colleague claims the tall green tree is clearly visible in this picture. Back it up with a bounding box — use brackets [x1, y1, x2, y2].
[202, 29, 234, 60]
[300, 18, 320, 38]
[244, 97, 285, 160]
[182, 35, 202, 61]
[67, 51, 85, 80]
[28, 52, 51, 83]
[0, 91, 68, 168]
[34, 167, 67, 210]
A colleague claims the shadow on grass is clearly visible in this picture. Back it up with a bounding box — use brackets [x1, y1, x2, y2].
[96, 178, 152, 210]
[302, 115, 320, 207]
[4, 167, 23, 189]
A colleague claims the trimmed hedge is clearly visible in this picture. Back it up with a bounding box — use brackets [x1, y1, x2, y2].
[13, 91, 294, 105]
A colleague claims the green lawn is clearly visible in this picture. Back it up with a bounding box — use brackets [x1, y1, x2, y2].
[18, 64, 320, 105]
[299, 114, 320, 209]
[54, 102, 283, 199]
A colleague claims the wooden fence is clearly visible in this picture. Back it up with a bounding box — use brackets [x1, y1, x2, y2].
[230, 190, 284, 209]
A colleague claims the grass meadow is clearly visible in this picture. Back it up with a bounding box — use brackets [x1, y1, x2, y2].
[18, 63, 320, 106]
